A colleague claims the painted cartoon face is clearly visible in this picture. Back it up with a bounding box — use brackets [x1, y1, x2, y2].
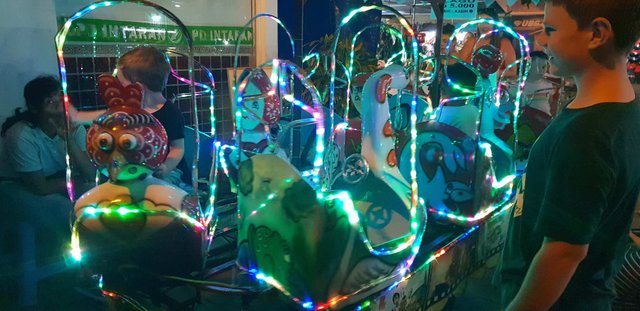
[87, 107, 168, 181]
[87, 75, 168, 181]
[398, 122, 476, 215]
[239, 68, 281, 130]
[417, 125, 475, 214]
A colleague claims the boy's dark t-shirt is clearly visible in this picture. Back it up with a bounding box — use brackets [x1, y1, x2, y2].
[499, 99, 640, 310]
[152, 100, 191, 184]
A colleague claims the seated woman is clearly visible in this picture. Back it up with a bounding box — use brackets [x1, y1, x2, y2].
[0, 75, 94, 247]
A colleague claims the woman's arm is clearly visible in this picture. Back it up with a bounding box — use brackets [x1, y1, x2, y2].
[5, 123, 68, 195]
[19, 172, 67, 196]
[67, 136, 95, 181]
[51, 118, 95, 181]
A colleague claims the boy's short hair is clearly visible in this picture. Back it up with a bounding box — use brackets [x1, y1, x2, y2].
[545, 0, 640, 53]
[477, 8, 499, 21]
[530, 51, 549, 60]
[117, 46, 170, 92]
[443, 24, 456, 36]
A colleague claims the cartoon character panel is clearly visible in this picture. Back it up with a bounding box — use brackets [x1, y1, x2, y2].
[395, 19, 531, 227]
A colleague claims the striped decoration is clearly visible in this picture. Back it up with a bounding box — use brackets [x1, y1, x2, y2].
[613, 246, 640, 310]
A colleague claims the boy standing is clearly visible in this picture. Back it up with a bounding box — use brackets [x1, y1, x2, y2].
[498, 1, 640, 310]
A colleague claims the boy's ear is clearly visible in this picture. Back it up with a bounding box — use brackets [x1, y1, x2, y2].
[588, 17, 614, 50]
[134, 82, 147, 97]
[134, 82, 147, 91]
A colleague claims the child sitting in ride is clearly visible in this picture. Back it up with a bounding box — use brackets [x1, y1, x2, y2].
[72, 46, 191, 188]
[72, 74, 206, 282]
[435, 60, 513, 160]
[433, 62, 481, 138]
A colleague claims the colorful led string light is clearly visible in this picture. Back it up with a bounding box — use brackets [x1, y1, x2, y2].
[436, 18, 531, 224]
[164, 50, 214, 93]
[353, 24, 407, 68]
[241, 190, 423, 310]
[325, 191, 425, 257]
[233, 8, 423, 307]
[163, 49, 218, 235]
[471, 28, 504, 59]
[78, 205, 206, 231]
[344, 23, 407, 122]
[55, 0, 195, 202]
[235, 60, 325, 185]
[244, 4, 419, 310]
[244, 178, 296, 218]
[431, 55, 485, 121]
[425, 141, 517, 224]
[56, 0, 219, 264]
[302, 52, 320, 81]
[229, 15, 300, 186]
[231, 13, 296, 137]
[329, 3, 422, 255]
[336, 217, 499, 311]
[217, 144, 235, 186]
[70, 201, 207, 262]
[446, 19, 530, 117]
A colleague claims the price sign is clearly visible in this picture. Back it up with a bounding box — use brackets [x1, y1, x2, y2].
[431, 0, 479, 20]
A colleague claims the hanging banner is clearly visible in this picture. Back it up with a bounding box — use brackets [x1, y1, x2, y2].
[484, 0, 497, 7]
[507, 0, 519, 7]
[58, 17, 254, 46]
[430, 0, 479, 20]
[511, 15, 544, 35]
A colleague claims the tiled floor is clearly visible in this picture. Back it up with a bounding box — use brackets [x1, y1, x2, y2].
[452, 266, 502, 311]
[27, 266, 503, 311]
[6, 251, 504, 310]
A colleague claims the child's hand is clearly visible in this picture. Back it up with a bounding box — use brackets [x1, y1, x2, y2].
[48, 115, 67, 137]
[50, 116, 80, 139]
[153, 164, 169, 179]
[68, 104, 79, 123]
